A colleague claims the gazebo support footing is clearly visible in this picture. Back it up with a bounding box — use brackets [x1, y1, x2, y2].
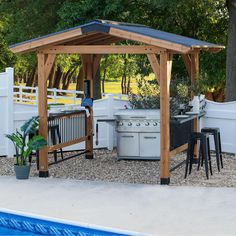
[160, 178, 170, 185]
[85, 154, 94, 159]
[39, 171, 49, 178]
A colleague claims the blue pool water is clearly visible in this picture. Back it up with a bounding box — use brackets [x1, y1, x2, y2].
[0, 211, 129, 235]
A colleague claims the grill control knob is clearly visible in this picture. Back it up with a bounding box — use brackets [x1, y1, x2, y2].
[136, 123, 140, 126]
[145, 122, 150, 126]
[153, 122, 158, 126]
[119, 122, 123, 126]
[128, 122, 132, 126]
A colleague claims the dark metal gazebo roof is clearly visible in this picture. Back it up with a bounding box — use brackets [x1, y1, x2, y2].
[10, 19, 224, 54]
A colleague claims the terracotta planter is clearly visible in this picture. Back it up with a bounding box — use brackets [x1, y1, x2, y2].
[14, 165, 30, 180]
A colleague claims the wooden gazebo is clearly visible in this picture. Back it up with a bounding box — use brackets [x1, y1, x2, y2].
[10, 20, 224, 184]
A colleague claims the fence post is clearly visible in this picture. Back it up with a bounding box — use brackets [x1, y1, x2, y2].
[6, 67, 14, 157]
[107, 94, 114, 150]
[19, 86, 23, 103]
[53, 88, 57, 103]
[73, 91, 76, 104]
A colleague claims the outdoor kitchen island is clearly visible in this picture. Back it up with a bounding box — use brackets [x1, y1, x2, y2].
[114, 109, 205, 161]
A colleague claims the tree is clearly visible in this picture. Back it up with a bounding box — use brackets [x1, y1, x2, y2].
[225, 0, 236, 101]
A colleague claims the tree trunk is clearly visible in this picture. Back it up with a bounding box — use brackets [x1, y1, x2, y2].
[127, 76, 131, 94]
[102, 67, 106, 94]
[48, 64, 56, 88]
[121, 55, 127, 94]
[225, 0, 236, 101]
[75, 67, 84, 99]
[53, 67, 63, 89]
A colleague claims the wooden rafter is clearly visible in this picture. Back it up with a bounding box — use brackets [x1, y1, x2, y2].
[109, 28, 191, 53]
[41, 45, 164, 54]
[64, 33, 108, 45]
[147, 54, 160, 84]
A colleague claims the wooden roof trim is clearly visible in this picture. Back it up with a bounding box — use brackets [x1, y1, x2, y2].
[191, 45, 225, 53]
[109, 27, 191, 53]
[40, 45, 165, 54]
[10, 28, 82, 54]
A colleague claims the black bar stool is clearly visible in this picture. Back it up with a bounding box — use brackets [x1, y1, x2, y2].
[185, 132, 212, 179]
[201, 127, 223, 172]
[50, 124, 64, 163]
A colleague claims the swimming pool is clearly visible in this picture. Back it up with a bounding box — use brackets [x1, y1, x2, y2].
[0, 210, 134, 235]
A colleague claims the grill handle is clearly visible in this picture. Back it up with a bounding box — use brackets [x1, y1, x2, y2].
[130, 116, 146, 119]
[144, 136, 157, 139]
[96, 123, 99, 145]
[121, 135, 134, 138]
[96, 119, 116, 146]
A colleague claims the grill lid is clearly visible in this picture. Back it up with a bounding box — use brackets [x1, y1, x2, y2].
[114, 109, 160, 120]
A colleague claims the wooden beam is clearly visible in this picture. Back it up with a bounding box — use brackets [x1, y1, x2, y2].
[169, 143, 188, 158]
[48, 137, 87, 152]
[45, 54, 56, 79]
[181, 54, 191, 77]
[10, 28, 82, 54]
[160, 51, 172, 185]
[190, 53, 199, 86]
[147, 54, 160, 84]
[37, 52, 49, 177]
[93, 54, 102, 73]
[41, 45, 163, 54]
[109, 27, 191, 53]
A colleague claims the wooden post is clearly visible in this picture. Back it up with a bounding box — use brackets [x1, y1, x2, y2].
[159, 51, 172, 185]
[37, 53, 56, 177]
[81, 55, 94, 159]
[190, 53, 200, 159]
[37, 53, 49, 177]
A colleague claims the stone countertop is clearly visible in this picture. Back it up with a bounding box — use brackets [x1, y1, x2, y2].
[170, 111, 206, 124]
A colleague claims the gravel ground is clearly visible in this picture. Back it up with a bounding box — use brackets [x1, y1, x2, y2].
[1, 149, 236, 187]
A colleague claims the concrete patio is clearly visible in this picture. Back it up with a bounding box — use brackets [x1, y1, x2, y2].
[0, 176, 235, 235]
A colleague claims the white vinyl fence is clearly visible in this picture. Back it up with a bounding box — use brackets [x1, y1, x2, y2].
[0, 68, 14, 157]
[0, 68, 129, 156]
[201, 100, 236, 154]
[1, 67, 236, 156]
[14, 85, 84, 105]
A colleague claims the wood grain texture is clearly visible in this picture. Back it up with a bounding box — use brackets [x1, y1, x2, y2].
[169, 143, 188, 158]
[11, 28, 82, 54]
[37, 53, 49, 172]
[147, 54, 160, 84]
[160, 51, 172, 180]
[42, 45, 162, 54]
[48, 137, 87, 152]
[109, 28, 190, 53]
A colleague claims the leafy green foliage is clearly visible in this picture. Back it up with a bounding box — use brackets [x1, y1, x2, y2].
[5, 117, 47, 166]
[0, 0, 228, 98]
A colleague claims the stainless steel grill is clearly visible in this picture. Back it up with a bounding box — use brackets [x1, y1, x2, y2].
[114, 109, 160, 160]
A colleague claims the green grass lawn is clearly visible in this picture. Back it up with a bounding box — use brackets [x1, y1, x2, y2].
[18, 74, 155, 104]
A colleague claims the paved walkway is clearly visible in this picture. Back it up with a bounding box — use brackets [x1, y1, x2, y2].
[0, 176, 235, 235]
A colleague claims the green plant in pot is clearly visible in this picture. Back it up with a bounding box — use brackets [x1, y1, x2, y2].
[5, 117, 47, 179]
